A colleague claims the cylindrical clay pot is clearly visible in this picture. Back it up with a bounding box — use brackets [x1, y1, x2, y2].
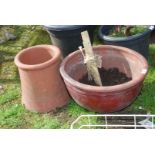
[98, 25, 154, 59]
[44, 25, 96, 57]
[15, 45, 70, 113]
[60, 45, 148, 113]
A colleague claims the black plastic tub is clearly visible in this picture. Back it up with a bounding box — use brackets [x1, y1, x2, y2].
[44, 25, 96, 57]
[98, 25, 154, 59]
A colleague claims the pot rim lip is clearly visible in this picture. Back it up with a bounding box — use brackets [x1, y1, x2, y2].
[14, 45, 61, 70]
[43, 25, 89, 31]
[60, 45, 148, 93]
[98, 25, 154, 42]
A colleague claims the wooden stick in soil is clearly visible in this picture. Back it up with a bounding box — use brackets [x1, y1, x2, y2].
[81, 31, 102, 86]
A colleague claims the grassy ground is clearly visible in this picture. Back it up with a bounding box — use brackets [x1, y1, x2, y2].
[0, 25, 155, 129]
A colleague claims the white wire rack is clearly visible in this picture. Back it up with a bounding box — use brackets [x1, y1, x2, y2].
[70, 114, 155, 129]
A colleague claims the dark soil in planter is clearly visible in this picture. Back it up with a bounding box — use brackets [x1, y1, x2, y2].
[79, 67, 132, 86]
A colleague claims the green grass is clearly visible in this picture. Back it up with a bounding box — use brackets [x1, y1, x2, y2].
[1, 25, 155, 129]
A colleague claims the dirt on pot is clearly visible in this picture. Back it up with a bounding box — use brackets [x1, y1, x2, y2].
[79, 67, 132, 86]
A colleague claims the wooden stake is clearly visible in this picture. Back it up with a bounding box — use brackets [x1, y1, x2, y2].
[81, 31, 102, 86]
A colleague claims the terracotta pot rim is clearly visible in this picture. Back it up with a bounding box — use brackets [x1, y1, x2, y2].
[14, 45, 61, 70]
[60, 45, 148, 93]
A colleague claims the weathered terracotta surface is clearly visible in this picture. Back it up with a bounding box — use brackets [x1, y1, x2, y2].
[60, 45, 148, 113]
[15, 45, 70, 113]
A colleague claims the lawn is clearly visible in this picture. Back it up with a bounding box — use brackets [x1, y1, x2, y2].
[0, 25, 155, 129]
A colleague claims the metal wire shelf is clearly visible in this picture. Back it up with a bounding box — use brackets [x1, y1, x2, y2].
[70, 114, 155, 129]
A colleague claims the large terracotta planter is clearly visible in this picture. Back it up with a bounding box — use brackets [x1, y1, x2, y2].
[60, 45, 148, 113]
[15, 45, 70, 113]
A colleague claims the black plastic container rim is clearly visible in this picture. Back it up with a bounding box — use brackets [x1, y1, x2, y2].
[43, 25, 90, 31]
[99, 25, 155, 42]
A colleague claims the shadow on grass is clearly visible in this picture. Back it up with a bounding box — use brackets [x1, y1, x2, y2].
[0, 50, 20, 84]
[0, 50, 16, 62]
